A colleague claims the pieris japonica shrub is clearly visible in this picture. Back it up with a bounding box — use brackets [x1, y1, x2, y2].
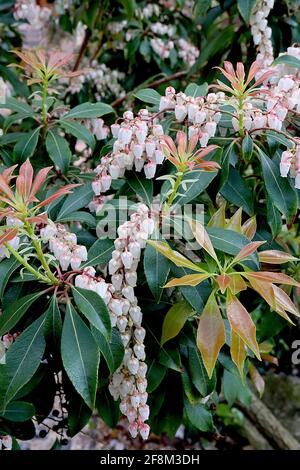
[0, 0, 300, 451]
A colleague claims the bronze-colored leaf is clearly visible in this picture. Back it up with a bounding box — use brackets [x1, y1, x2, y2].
[188, 218, 219, 262]
[258, 250, 298, 264]
[249, 363, 265, 397]
[233, 241, 265, 263]
[164, 273, 211, 288]
[227, 273, 247, 294]
[226, 291, 260, 359]
[242, 216, 257, 240]
[230, 331, 247, 378]
[146, 240, 206, 272]
[243, 271, 300, 288]
[216, 274, 231, 293]
[197, 293, 226, 379]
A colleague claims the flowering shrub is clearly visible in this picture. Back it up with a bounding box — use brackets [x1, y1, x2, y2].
[0, 0, 300, 450]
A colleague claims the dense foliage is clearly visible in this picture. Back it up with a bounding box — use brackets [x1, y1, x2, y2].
[0, 0, 300, 450]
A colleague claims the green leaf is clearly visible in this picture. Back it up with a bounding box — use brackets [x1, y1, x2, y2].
[0, 290, 45, 337]
[221, 166, 253, 215]
[57, 183, 94, 219]
[63, 102, 115, 120]
[194, 0, 211, 17]
[59, 120, 95, 150]
[184, 397, 213, 431]
[127, 172, 153, 206]
[13, 127, 41, 161]
[272, 54, 300, 69]
[144, 240, 170, 302]
[171, 266, 211, 312]
[161, 300, 194, 345]
[266, 196, 282, 238]
[1, 401, 35, 422]
[0, 257, 19, 300]
[258, 149, 297, 221]
[46, 129, 71, 172]
[68, 394, 92, 437]
[61, 303, 100, 409]
[44, 296, 62, 348]
[57, 210, 96, 227]
[159, 344, 183, 372]
[184, 82, 208, 97]
[91, 327, 124, 374]
[134, 88, 161, 106]
[96, 390, 120, 428]
[118, 0, 136, 18]
[72, 287, 111, 340]
[0, 97, 32, 114]
[0, 314, 46, 411]
[237, 0, 256, 23]
[162, 170, 217, 206]
[223, 369, 251, 407]
[242, 135, 253, 160]
[147, 360, 167, 393]
[207, 227, 258, 266]
[188, 345, 216, 396]
[81, 238, 114, 268]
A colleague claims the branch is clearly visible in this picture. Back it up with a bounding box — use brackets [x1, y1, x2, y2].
[111, 70, 189, 109]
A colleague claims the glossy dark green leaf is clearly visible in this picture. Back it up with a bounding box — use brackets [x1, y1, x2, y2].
[188, 345, 216, 396]
[72, 287, 111, 340]
[237, 0, 256, 23]
[242, 135, 253, 160]
[147, 360, 167, 393]
[59, 120, 95, 149]
[221, 166, 253, 215]
[127, 172, 153, 206]
[81, 238, 114, 268]
[144, 241, 170, 302]
[61, 303, 100, 409]
[46, 129, 71, 172]
[134, 88, 161, 105]
[96, 390, 120, 428]
[0, 257, 19, 300]
[91, 327, 124, 374]
[184, 82, 208, 97]
[44, 296, 62, 348]
[13, 127, 41, 161]
[0, 314, 46, 411]
[266, 196, 282, 238]
[0, 290, 45, 337]
[184, 397, 213, 431]
[57, 183, 94, 219]
[1, 401, 35, 422]
[57, 210, 96, 227]
[259, 149, 297, 222]
[63, 102, 115, 119]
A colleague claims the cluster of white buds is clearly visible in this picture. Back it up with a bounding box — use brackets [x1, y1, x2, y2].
[40, 223, 87, 271]
[159, 87, 222, 147]
[0, 77, 12, 118]
[158, 0, 194, 17]
[177, 38, 200, 67]
[280, 144, 300, 189]
[14, 0, 52, 48]
[91, 109, 164, 200]
[0, 435, 12, 450]
[0, 332, 18, 365]
[150, 38, 174, 60]
[142, 3, 160, 18]
[66, 61, 125, 101]
[107, 203, 155, 440]
[75, 266, 114, 305]
[0, 217, 20, 262]
[85, 118, 110, 141]
[88, 194, 114, 215]
[250, 0, 274, 75]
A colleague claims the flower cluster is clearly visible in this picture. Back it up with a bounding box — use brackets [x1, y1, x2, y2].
[41, 223, 88, 271]
[280, 143, 300, 189]
[90, 110, 165, 204]
[107, 203, 155, 440]
[250, 0, 274, 74]
[0, 435, 12, 450]
[0, 77, 12, 118]
[85, 118, 110, 141]
[66, 61, 125, 101]
[75, 266, 113, 305]
[0, 218, 20, 262]
[14, 0, 52, 48]
[159, 86, 222, 147]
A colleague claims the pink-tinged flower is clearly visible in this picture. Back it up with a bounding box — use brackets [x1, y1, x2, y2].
[214, 61, 274, 97]
[0, 160, 79, 225]
[160, 131, 220, 172]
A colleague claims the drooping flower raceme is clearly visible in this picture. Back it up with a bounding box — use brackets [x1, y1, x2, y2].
[107, 203, 155, 440]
